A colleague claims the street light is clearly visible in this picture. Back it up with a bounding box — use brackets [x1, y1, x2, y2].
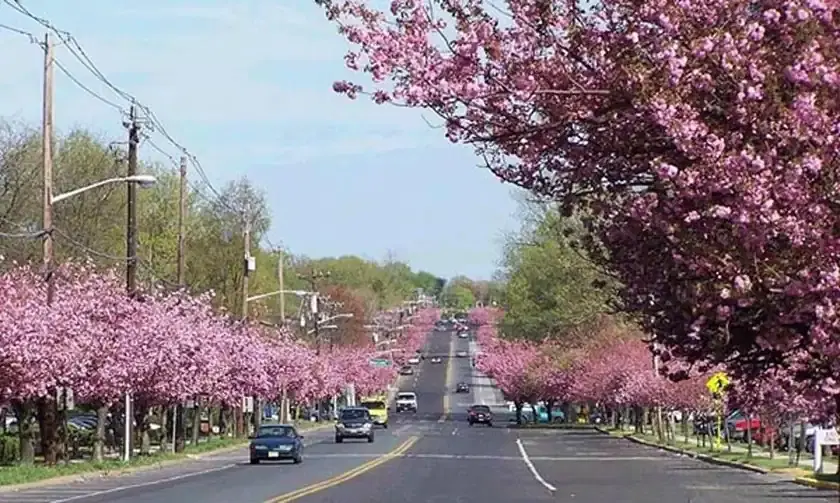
[42, 173, 156, 464]
[51, 175, 157, 204]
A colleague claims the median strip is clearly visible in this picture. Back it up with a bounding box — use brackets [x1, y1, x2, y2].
[264, 436, 418, 503]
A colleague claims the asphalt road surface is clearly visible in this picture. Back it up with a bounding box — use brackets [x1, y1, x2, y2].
[2, 330, 837, 502]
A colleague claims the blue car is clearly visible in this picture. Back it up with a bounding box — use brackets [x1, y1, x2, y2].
[249, 424, 305, 465]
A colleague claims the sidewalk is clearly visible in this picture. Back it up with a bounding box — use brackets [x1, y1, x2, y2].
[605, 425, 839, 489]
[468, 340, 505, 407]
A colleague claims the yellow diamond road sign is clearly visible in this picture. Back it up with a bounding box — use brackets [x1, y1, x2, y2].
[706, 372, 729, 394]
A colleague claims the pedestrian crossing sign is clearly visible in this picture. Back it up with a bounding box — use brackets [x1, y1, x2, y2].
[705, 372, 729, 395]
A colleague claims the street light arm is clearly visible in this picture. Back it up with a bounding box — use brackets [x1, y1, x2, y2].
[247, 289, 310, 302]
[51, 175, 156, 204]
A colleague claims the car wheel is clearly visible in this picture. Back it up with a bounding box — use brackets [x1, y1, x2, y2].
[250, 458, 259, 465]
[487, 422, 493, 428]
[368, 434, 375, 443]
[293, 455, 303, 464]
[335, 436, 343, 443]
[383, 422, 388, 429]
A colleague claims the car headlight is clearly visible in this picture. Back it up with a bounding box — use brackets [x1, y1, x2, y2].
[336, 423, 346, 430]
[362, 422, 372, 429]
[278, 445, 293, 451]
[253, 445, 268, 450]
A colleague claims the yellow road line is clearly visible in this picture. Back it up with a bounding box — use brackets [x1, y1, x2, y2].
[264, 436, 418, 503]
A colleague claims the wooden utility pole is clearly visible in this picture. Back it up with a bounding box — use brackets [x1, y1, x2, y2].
[126, 105, 139, 296]
[41, 32, 55, 306]
[177, 156, 187, 286]
[174, 156, 189, 453]
[278, 253, 288, 423]
[38, 31, 61, 467]
[240, 213, 254, 436]
[124, 105, 140, 460]
[278, 253, 285, 325]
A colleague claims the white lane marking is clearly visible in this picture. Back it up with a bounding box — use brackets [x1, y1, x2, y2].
[51, 464, 236, 503]
[437, 415, 446, 423]
[452, 428, 458, 436]
[516, 438, 557, 492]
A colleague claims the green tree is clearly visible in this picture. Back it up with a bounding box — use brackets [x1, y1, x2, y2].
[441, 284, 476, 310]
[498, 195, 617, 343]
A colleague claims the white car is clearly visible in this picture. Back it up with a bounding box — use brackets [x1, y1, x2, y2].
[395, 392, 417, 413]
[430, 357, 443, 364]
[407, 356, 421, 365]
[458, 332, 469, 339]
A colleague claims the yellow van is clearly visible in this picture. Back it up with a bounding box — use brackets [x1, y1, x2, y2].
[359, 395, 388, 428]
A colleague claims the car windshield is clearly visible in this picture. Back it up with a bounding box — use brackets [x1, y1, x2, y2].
[340, 409, 369, 421]
[397, 394, 415, 400]
[361, 401, 386, 409]
[255, 425, 295, 438]
[471, 406, 490, 413]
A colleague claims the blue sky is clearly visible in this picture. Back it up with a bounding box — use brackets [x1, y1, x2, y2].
[0, 0, 518, 280]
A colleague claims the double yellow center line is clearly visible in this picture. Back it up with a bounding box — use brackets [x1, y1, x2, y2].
[264, 436, 418, 503]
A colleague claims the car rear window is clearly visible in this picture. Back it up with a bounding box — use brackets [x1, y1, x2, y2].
[361, 401, 386, 409]
[471, 405, 491, 412]
[340, 409, 369, 420]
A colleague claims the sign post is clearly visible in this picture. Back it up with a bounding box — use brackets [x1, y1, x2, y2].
[814, 427, 839, 473]
[705, 372, 730, 450]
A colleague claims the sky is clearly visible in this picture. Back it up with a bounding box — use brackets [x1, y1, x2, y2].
[0, 0, 519, 280]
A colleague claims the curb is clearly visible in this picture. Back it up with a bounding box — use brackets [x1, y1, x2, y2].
[619, 434, 769, 474]
[0, 423, 334, 493]
[793, 476, 840, 491]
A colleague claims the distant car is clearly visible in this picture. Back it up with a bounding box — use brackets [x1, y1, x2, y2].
[335, 408, 375, 443]
[395, 392, 418, 413]
[430, 357, 443, 364]
[455, 351, 468, 358]
[399, 366, 414, 376]
[249, 424, 304, 464]
[458, 331, 469, 339]
[467, 405, 493, 427]
[456, 382, 470, 393]
[408, 356, 421, 365]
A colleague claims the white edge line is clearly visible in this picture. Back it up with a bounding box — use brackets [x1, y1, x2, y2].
[51, 463, 236, 503]
[516, 438, 557, 492]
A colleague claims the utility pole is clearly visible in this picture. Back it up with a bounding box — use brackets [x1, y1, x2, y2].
[278, 253, 289, 423]
[177, 156, 187, 286]
[124, 104, 140, 460]
[174, 156, 188, 453]
[298, 270, 329, 354]
[241, 212, 258, 435]
[278, 253, 285, 326]
[41, 32, 55, 305]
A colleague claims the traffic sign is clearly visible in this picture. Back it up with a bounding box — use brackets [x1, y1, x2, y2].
[369, 358, 390, 368]
[706, 372, 730, 395]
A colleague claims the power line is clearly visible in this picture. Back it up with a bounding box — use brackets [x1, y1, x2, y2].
[52, 227, 134, 262]
[4, 0, 230, 211]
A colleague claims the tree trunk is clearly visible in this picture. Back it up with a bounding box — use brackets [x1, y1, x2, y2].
[192, 400, 202, 446]
[37, 396, 61, 466]
[175, 404, 187, 452]
[514, 401, 523, 425]
[11, 400, 35, 464]
[546, 400, 555, 423]
[134, 402, 151, 455]
[93, 405, 109, 463]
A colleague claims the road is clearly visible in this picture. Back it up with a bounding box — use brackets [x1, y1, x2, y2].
[1, 330, 836, 502]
